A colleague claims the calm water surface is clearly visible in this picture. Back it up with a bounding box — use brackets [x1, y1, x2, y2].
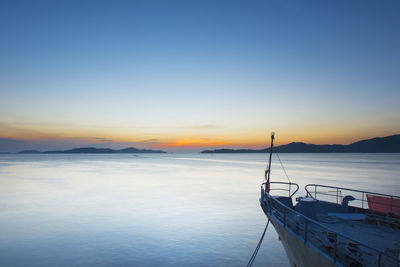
[0, 153, 399, 266]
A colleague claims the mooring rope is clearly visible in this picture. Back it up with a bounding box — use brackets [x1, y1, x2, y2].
[246, 219, 270, 267]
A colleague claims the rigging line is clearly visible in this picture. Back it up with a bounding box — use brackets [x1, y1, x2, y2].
[276, 152, 291, 183]
[246, 220, 270, 267]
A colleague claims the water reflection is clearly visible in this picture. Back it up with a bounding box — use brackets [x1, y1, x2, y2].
[0, 153, 399, 266]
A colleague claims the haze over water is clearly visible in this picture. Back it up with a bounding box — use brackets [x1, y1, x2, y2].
[0, 153, 399, 266]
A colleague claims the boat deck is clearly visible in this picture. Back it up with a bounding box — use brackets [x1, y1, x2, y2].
[261, 182, 400, 266]
[315, 212, 400, 265]
[318, 215, 400, 255]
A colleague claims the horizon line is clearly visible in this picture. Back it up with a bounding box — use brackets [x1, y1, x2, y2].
[1, 133, 399, 153]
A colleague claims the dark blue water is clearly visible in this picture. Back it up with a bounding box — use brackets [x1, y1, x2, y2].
[0, 153, 399, 266]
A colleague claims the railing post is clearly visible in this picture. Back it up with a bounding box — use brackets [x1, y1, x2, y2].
[315, 185, 317, 199]
[362, 193, 364, 209]
[304, 220, 308, 244]
[336, 188, 339, 204]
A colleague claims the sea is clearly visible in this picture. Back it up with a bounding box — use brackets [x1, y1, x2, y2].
[0, 153, 399, 266]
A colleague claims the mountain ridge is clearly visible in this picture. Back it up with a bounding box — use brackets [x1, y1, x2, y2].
[201, 134, 400, 153]
[18, 147, 167, 154]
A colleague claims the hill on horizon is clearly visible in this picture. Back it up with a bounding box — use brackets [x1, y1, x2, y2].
[201, 134, 400, 153]
[18, 147, 167, 154]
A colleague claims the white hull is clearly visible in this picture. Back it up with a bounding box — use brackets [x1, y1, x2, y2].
[268, 214, 338, 267]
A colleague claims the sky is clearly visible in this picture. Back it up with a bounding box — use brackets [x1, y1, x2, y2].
[0, 0, 399, 152]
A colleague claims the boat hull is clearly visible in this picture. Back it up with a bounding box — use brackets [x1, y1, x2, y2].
[267, 214, 338, 267]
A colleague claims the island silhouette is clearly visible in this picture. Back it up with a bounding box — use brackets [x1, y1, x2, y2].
[14, 134, 400, 154]
[201, 134, 400, 153]
[19, 147, 167, 154]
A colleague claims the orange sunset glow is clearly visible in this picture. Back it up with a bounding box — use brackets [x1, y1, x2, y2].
[0, 0, 399, 153]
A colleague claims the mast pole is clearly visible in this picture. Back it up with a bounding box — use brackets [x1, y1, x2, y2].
[265, 132, 275, 192]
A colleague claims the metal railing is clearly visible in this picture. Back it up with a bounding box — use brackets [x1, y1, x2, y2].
[262, 181, 299, 198]
[261, 182, 400, 266]
[305, 184, 400, 214]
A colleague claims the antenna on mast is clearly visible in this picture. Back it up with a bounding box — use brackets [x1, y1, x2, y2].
[265, 132, 275, 192]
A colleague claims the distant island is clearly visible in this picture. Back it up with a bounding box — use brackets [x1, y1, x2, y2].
[201, 134, 400, 153]
[19, 147, 167, 154]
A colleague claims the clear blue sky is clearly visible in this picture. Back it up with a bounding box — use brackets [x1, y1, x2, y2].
[0, 0, 399, 152]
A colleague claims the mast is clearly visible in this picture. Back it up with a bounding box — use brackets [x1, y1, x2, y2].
[265, 132, 275, 192]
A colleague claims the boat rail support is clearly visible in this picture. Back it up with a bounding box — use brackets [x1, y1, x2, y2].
[305, 184, 400, 211]
[362, 193, 364, 209]
[314, 186, 317, 199]
[336, 188, 339, 204]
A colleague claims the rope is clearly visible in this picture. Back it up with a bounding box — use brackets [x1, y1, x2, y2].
[276, 152, 291, 183]
[246, 220, 270, 267]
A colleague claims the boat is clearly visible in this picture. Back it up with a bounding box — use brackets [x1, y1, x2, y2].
[260, 133, 400, 267]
